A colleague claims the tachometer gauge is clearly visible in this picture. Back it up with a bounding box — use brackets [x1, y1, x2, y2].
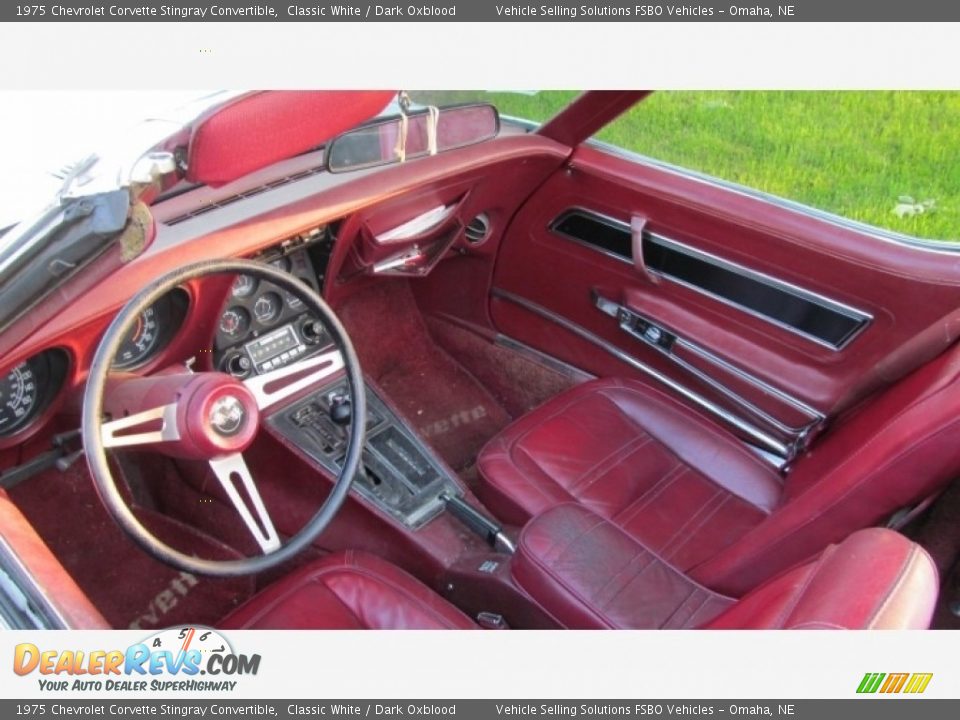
[113, 306, 160, 369]
[284, 278, 312, 311]
[219, 306, 251, 339]
[231, 274, 258, 299]
[253, 292, 282, 325]
[0, 362, 40, 436]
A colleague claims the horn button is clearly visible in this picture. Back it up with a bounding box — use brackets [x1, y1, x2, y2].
[180, 375, 260, 458]
[209, 395, 247, 436]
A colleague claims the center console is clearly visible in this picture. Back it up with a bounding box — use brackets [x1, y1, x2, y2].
[269, 379, 461, 529]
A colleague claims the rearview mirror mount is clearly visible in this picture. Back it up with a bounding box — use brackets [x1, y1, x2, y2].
[325, 103, 500, 173]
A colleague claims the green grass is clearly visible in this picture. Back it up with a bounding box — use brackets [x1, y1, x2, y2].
[417, 91, 960, 242]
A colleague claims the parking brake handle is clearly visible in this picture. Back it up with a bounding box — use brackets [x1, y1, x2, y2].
[441, 493, 516, 555]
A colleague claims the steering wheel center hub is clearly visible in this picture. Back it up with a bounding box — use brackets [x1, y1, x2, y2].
[209, 394, 246, 436]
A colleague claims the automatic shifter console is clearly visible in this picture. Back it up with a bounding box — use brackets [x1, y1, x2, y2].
[270, 380, 460, 528]
[328, 393, 352, 426]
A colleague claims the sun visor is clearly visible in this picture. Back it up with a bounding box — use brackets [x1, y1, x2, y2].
[185, 90, 396, 187]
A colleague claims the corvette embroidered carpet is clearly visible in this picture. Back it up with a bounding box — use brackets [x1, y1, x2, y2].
[9, 464, 254, 630]
[337, 280, 512, 472]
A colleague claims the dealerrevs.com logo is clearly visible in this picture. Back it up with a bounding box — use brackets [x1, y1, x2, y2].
[856, 672, 933, 694]
[13, 627, 260, 692]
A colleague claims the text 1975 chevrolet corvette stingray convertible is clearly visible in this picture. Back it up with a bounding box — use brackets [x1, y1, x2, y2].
[0, 90, 957, 630]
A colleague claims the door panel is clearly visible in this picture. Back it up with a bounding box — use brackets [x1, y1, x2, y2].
[491, 145, 960, 458]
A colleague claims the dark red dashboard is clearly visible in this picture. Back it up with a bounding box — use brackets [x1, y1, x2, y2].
[0, 133, 570, 456]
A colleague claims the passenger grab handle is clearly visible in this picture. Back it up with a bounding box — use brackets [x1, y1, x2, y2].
[631, 215, 660, 284]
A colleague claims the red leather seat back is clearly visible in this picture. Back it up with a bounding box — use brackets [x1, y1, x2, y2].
[693, 342, 960, 595]
[513, 505, 937, 630]
[703, 527, 938, 630]
[220, 550, 476, 630]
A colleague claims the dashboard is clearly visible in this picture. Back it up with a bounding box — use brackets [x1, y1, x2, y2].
[0, 133, 562, 453]
[213, 243, 334, 378]
[0, 233, 335, 447]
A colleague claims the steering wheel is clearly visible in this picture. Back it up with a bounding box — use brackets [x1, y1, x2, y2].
[81, 259, 366, 577]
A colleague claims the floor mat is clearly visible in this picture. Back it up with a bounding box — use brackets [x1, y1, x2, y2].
[425, 315, 579, 418]
[338, 280, 511, 471]
[8, 464, 254, 629]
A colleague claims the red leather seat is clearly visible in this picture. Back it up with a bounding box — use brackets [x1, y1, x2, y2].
[220, 550, 475, 630]
[220, 518, 936, 630]
[478, 348, 960, 595]
[512, 504, 938, 630]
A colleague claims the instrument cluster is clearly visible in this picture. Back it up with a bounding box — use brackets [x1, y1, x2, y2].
[214, 248, 332, 378]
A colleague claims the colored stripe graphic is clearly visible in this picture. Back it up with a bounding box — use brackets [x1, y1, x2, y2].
[880, 673, 910, 693]
[857, 672, 932, 694]
[857, 673, 885, 693]
[904, 673, 934, 694]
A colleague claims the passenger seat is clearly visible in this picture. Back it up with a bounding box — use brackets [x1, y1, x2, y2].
[477, 342, 960, 595]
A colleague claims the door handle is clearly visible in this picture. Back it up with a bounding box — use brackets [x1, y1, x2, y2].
[631, 215, 660, 284]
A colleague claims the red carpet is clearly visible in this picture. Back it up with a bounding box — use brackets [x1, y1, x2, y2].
[9, 464, 254, 629]
[338, 280, 512, 472]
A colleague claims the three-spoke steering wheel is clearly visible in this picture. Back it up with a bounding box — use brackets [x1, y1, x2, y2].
[81, 259, 366, 577]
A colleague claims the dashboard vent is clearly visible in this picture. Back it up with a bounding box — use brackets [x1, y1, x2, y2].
[465, 213, 491, 244]
[163, 165, 326, 226]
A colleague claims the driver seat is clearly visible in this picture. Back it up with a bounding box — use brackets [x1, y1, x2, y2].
[220, 550, 475, 630]
[220, 528, 938, 630]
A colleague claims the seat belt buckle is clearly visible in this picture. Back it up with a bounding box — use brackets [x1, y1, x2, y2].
[476, 611, 509, 630]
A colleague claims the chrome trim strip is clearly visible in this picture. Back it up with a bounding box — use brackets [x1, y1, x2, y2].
[549, 208, 634, 266]
[747, 445, 789, 471]
[492, 288, 790, 458]
[584, 139, 960, 253]
[598, 292, 820, 436]
[675, 338, 823, 421]
[0, 535, 67, 629]
[548, 207, 873, 351]
[630, 327, 812, 436]
[649, 233, 872, 323]
[376, 204, 457, 243]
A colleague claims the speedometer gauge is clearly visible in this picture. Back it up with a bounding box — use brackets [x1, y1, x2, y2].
[110, 289, 189, 371]
[113, 306, 161, 369]
[0, 349, 69, 443]
[0, 363, 40, 436]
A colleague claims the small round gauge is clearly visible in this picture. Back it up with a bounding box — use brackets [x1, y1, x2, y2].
[219, 306, 251, 339]
[284, 277, 313, 311]
[0, 362, 40, 437]
[253, 292, 282, 325]
[113, 306, 160, 369]
[231, 274, 258, 299]
[269, 256, 292, 273]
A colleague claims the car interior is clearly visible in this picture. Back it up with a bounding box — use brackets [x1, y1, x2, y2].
[0, 90, 957, 631]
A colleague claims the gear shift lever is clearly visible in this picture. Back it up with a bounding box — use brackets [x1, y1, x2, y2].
[328, 394, 352, 426]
